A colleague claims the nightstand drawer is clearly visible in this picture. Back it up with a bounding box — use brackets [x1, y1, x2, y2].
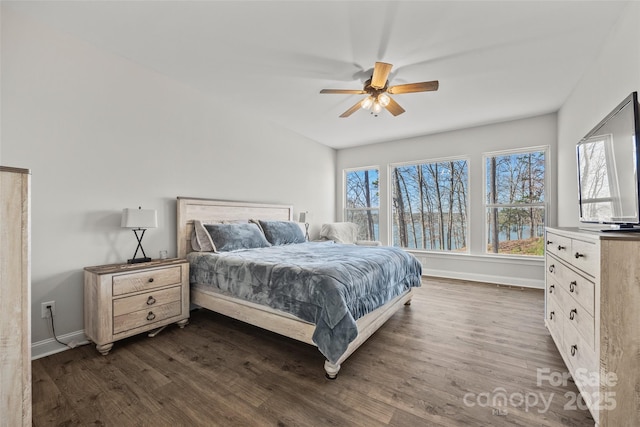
[113, 286, 181, 317]
[113, 301, 182, 334]
[112, 265, 182, 296]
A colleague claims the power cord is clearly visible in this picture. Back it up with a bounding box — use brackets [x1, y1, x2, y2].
[47, 305, 77, 349]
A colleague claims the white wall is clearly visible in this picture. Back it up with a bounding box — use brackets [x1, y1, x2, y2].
[557, 1, 640, 227]
[1, 8, 336, 356]
[337, 113, 557, 288]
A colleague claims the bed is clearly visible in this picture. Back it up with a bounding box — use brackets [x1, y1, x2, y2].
[176, 197, 422, 378]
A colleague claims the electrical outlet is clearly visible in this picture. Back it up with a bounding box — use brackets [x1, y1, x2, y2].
[41, 301, 55, 318]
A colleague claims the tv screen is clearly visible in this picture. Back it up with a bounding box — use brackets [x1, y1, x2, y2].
[577, 91, 640, 230]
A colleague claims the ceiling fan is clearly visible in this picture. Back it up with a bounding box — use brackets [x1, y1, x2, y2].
[320, 62, 439, 118]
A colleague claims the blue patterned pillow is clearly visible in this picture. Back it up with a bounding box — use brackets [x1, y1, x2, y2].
[204, 222, 271, 252]
[257, 220, 306, 245]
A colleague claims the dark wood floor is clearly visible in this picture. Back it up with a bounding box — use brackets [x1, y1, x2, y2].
[32, 277, 594, 426]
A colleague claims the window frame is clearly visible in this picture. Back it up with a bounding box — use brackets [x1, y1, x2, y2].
[483, 145, 549, 257]
[389, 155, 470, 253]
[343, 166, 380, 241]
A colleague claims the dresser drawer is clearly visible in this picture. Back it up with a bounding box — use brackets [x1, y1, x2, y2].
[112, 265, 183, 296]
[546, 257, 595, 316]
[113, 301, 182, 334]
[546, 274, 569, 311]
[545, 232, 572, 262]
[570, 238, 598, 278]
[546, 290, 563, 342]
[562, 298, 595, 350]
[113, 286, 182, 317]
[563, 318, 598, 378]
[564, 324, 600, 422]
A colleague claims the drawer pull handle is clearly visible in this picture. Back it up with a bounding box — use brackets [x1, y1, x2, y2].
[549, 311, 554, 320]
[569, 281, 576, 293]
[146, 312, 156, 321]
[548, 264, 555, 273]
[571, 344, 577, 356]
[569, 308, 577, 320]
[574, 252, 584, 259]
[548, 284, 554, 293]
[147, 296, 156, 305]
[546, 240, 553, 245]
[557, 245, 566, 251]
[148, 277, 154, 283]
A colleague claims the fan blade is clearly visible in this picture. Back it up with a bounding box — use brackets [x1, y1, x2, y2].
[339, 100, 364, 118]
[371, 62, 393, 89]
[320, 89, 367, 94]
[388, 80, 439, 94]
[385, 96, 405, 116]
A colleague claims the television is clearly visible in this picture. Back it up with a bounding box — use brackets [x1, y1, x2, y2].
[577, 91, 640, 231]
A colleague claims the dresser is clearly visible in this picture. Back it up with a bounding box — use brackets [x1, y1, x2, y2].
[0, 166, 31, 427]
[84, 258, 189, 355]
[545, 227, 640, 426]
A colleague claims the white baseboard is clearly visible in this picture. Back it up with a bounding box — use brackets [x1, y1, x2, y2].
[31, 271, 541, 360]
[423, 269, 544, 289]
[31, 330, 90, 360]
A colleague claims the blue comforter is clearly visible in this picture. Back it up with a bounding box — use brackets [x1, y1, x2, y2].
[187, 241, 422, 364]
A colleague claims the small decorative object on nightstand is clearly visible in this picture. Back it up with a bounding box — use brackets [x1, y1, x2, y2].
[84, 258, 189, 355]
[121, 206, 157, 264]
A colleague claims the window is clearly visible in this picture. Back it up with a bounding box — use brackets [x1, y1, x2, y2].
[345, 168, 379, 240]
[391, 159, 468, 251]
[485, 148, 547, 256]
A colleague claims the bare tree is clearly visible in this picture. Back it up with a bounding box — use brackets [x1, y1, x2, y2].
[363, 170, 374, 240]
[393, 168, 408, 247]
[489, 157, 499, 253]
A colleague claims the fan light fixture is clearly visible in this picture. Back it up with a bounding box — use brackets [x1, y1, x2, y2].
[320, 62, 439, 118]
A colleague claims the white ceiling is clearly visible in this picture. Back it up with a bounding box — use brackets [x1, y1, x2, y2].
[6, 1, 629, 149]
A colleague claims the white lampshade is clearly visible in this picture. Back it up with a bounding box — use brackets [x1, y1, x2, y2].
[121, 208, 157, 229]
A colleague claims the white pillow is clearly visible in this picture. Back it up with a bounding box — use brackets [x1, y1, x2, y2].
[190, 220, 217, 252]
[320, 222, 359, 244]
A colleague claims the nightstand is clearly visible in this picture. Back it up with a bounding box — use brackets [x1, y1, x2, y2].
[84, 258, 189, 355]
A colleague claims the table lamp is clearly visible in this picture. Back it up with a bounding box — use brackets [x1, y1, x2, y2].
[121, 207, 157, 264]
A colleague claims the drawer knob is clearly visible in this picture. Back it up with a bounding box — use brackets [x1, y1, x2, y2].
[569, 281, 576, 293]
[148, 277, 154, 283]
[147, 296, 156, 305]
[571, 344, 578, 356]
[549, 311, 554, 320]
[557, 245, 566, 251]
[548, 264, 555, 273]
[569, 308, 577, 320]
[546, 240, 553, 245]
[574, 252, 584, 259]
[548, 284, 554, 294]
[146, 311, 156, 321]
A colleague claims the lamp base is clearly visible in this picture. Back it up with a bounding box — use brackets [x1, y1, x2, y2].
[128, 257, 152, 264]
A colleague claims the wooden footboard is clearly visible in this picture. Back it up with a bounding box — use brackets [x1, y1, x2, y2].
[192, 285, 414, 378]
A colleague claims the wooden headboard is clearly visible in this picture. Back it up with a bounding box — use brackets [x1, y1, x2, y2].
[176, 197, 294, 258]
